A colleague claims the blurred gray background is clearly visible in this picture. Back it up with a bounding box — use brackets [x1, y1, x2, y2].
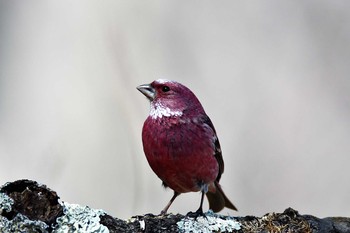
[1, 1, 349, 219]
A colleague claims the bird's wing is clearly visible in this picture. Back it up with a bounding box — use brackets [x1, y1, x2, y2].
[201, 115, 224, 182]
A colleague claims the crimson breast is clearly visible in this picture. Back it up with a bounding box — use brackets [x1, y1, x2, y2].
[142, 116, 219, 193]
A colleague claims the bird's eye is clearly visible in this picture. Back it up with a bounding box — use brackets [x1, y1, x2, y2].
[162, 86, 170, 92]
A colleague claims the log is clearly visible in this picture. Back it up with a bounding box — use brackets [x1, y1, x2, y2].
[0, 179, 349, 232]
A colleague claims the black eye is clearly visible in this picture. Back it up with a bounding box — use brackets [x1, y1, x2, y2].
[162, 85, 170, 92]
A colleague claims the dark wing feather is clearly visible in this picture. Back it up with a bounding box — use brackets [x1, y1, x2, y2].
[201, 115, 224, 182]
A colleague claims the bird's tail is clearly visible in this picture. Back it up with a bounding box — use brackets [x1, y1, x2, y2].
[206, 181, 237, 212]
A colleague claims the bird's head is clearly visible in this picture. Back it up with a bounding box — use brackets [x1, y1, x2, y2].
[137, 79, 204, 119]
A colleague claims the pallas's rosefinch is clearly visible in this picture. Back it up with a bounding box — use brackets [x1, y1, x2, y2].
[137, 79, 237, 216]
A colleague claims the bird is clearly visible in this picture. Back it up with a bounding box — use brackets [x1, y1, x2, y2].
[137, 79, 237, 216]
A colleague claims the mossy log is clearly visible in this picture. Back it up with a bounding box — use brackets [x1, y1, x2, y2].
[0, 180, 349, 233]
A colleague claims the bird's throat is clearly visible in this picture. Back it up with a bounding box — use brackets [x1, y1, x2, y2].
[149, 102, 183, 119]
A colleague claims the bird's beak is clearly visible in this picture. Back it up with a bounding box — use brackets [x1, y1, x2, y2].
[137, 83, 155, 101]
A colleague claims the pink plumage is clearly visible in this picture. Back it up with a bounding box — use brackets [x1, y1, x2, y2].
[137, 79, 237, 216]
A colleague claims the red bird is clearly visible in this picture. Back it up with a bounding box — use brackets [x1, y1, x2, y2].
[137, 79, 237, 216]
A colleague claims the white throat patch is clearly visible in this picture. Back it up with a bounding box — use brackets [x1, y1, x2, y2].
[150, 102, 183, 119]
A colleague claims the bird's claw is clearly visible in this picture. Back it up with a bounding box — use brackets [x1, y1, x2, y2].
[186, 208, 207, 220]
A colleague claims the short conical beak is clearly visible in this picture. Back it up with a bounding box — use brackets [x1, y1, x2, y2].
[137, 83, 155, 101]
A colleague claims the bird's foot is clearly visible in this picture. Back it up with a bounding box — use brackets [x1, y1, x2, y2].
[186, 208, 207, 220]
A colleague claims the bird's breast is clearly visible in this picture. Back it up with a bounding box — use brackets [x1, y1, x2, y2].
[143, 117, 205, 158]
[141, 116, 219, 193]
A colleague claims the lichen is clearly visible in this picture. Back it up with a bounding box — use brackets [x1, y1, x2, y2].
[177, 210, 241, 233]
[1, 192, 50, 232]
[52, 202, 109, 233]
[0, 193, 14, 214]
[0, 213, 50, 233]
[0, 192, 109, 233]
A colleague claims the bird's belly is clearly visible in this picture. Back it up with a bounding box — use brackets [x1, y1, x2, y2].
[146, 147, 219, 193]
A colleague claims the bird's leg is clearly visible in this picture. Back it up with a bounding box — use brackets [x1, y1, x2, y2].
[186, 190, 206, 219]
[196, 190, 205, 215]
[160, 191, 179, 215]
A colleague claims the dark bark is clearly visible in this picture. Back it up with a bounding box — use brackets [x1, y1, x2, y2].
[0, 179, 349, 233]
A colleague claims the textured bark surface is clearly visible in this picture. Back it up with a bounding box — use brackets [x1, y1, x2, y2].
[0, 179, 349, 233]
